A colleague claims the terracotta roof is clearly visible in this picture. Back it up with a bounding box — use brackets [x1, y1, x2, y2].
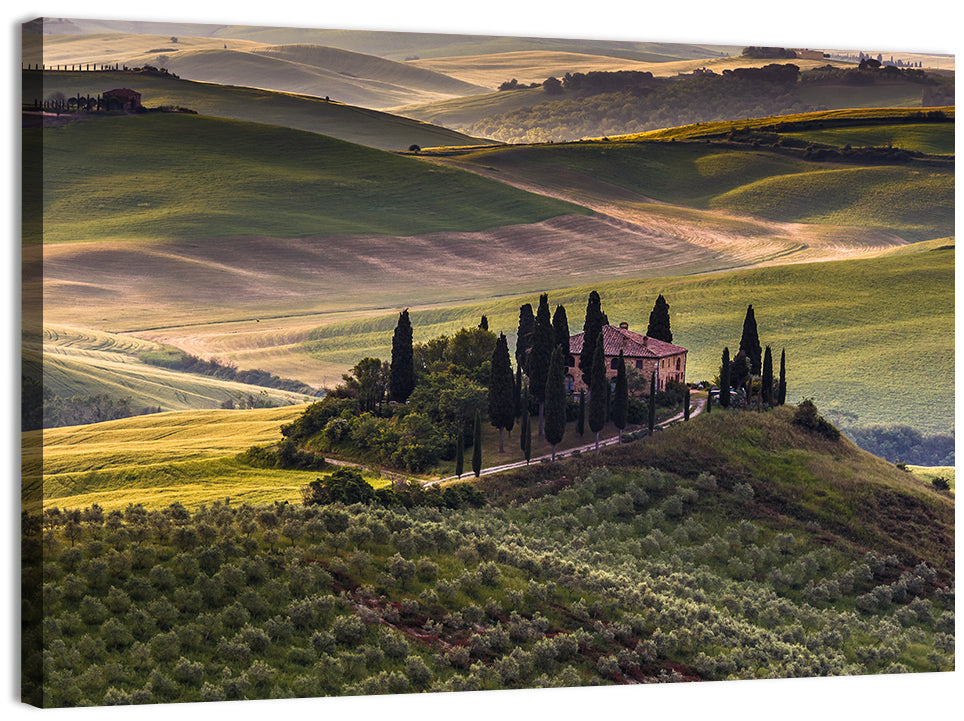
[569, 324, 687, 359]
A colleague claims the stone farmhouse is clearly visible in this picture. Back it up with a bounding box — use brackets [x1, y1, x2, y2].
[102, 88, 142, 111]
[566, 322, 687, 395]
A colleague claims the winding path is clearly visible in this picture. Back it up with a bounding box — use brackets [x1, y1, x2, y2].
[425, 396, 706, 487]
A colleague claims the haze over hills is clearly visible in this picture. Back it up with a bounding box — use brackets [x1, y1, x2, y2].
[31, 33, 492, 108]
[28, 17, 742, 62]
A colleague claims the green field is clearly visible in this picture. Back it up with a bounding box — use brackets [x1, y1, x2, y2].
[31, 113, 585, 244]
[28, 325, 314, 411]
[27, 71, 492, 151]
[23, 405, 379, 512]
[784, 123, 956, 156]
[304, 240, 954, 435]
[448, 134, 954, 241]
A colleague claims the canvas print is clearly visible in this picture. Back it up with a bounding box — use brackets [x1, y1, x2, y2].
[20, 15, 954, 709]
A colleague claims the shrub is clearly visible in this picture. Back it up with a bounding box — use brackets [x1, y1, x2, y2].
[792, 399, 840, 441]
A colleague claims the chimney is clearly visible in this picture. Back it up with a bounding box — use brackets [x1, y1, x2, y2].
[619, 321, 629, 330]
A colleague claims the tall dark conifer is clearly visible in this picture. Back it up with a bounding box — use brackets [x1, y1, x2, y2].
[577, 390, 585, 436]
[513, 365, 523, 418]
[720, 347, 731, 408]
[684, 386, 691, 421]
[587, 331, 608, 451]
[455, 425, 464, 479]
[612, 351, 628, 443]
[515, 303, 535, 369]
[740, 304, 762, 375]
[479, 315, 489, 331]
[528, 294, 554, 437]
[551, 304, 570, 351]
[648, 372, 657, 434]
[544, 347, 567, 461]
[520, 389, 532, 464]
[488, 333, 515, 453]
[471, 409, 482, 478]
[579, 291, 606, 389]
[389, 309, 415, 403]
[762, 345, 774, 407]
[646, 294, 673, 343]
[778, 348, 787, 406]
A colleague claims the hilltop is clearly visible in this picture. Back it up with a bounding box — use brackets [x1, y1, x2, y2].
[26, 70, 492, 151]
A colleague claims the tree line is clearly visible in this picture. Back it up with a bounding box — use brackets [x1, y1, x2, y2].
[266, 292, 687, 476]
[468, 64, 951, 144]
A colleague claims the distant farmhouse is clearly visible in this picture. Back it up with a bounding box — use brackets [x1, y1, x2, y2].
[567, 322, 687, 395]
[102, 88, 142, 111]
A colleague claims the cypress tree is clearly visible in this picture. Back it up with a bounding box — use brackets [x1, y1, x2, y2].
[520, 388, 532, 464]
[523, 407, 532, 465]
[551, 304, 570, 351]
[515, 303, 535, 369]
[579, 290, 606, 389]
[739, 304, 762, 375]
[778, 348, 787, 406]
[762, 346, 774, 407]
[720, 347, 731, 408]
[528, 294, 554, 437]
[684, 386, 691, 421]
[471, 409, 482, 478]
[520, 395, 529, 454]
[587, 331, 608, 451]
[479, 315, 489, 331]
[544, 346, 567, 461]
[648, 372, 657, 434]
[612, 351, 628, 443]
[577, 390, 585, 436]
[513, 364, 523, 418]
[488, 333, 515, 453]
[455, 425, 464, 479]
[646, 294, 672, 343]
[389, 309, 415, 403]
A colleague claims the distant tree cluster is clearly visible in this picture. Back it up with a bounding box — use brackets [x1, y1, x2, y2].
[468, 65, 948, 144]
[139, 350, 320, 398]
[842, 425, 954, 467]
[32, 383, 161, 431]
[742, 46, 798, 59]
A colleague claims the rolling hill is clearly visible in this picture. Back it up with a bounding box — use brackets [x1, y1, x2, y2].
[442, 123, 954, 241]
[26, 70, 491, 151]
[30, 112, 582, 245]
[30, 31, 493, 108]
[26, 325, 315, 414]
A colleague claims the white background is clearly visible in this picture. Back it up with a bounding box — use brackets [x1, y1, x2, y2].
[4, 1, 959, 719]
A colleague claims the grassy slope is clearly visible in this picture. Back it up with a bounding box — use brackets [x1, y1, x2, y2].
[487, 406, 954, 576]
[449, 133, 953, 241]
[305, 240, 954, 435]
[27, 325, 315, 411]
[32, 113, 585, 244]
[783, 123, 956, 156]
[23, 406, 309, 511]
[27, 71, 491, 151]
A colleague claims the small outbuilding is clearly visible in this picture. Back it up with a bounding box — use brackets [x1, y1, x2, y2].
[102, 88, 142, 111]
